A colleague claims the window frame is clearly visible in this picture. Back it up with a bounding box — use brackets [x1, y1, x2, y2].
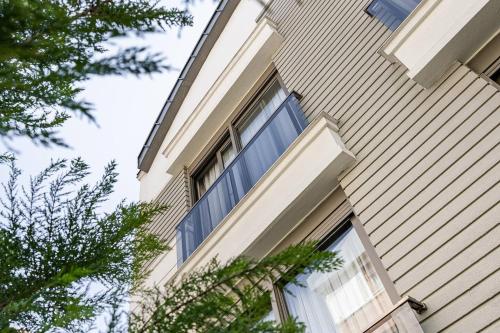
[231, 75, 289, 150]
[189, 71, 288, 203]
[272, 214, 400, 326]
[192, 134, 234, 200]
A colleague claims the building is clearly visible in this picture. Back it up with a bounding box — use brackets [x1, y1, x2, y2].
[135, 0, 500, 331]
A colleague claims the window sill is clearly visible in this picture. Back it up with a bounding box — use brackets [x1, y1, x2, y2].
[380, 0, 500, 88]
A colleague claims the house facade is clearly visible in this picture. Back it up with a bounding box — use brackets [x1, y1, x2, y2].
[136, 0, 500, 332]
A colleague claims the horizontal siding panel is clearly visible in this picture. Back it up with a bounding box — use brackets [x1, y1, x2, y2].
[357, 88, 498, 233]
[394, 204, 499, 293]
[340, 70, 414, 142]
[408, 238, 500, 309]
[365, 94, 500, 247]
[144, 168, 190, 271]
[343, 67, 476, 194]
[271, 188, 351, 254]
[420, 270, 500, 332]
[350, 81, 494, 210]
[281, 13, 383, 102]
[268, 0, 500, 330]
[479, 318, 500, 333]
[339, 65, 468, 186]
[372, 134, 500, 253]
[443, 293, 500, 333]
[344, 79, 422, 152]
[383, 181, 500, 271]
[148, 168, 190, 243]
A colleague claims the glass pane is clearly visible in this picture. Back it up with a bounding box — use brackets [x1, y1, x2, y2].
[367, 0, 421, 31]
[372, 302, 424, 333]
[221, 144, 236, 168]
[197, 158, 220, 198]
[283, 226, 393, 333]
[239, 80, 287, 147]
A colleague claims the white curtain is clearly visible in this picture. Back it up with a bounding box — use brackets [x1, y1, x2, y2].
[284, 227, 394, 333]
[239, 80, 286, 147]
[197, 160, 220, 198]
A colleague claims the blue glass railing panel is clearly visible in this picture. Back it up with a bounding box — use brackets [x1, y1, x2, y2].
[366, 0, 421, 31]
[176, 93, 307, 265]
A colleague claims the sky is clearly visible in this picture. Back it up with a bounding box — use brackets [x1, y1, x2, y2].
[1, 0, 218, 211]
[0, 1, 218, 331]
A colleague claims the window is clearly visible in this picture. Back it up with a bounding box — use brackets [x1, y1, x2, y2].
[281, 224, 394, 333]
[194, 137, 236, 199]
[366, 0, 421, 31]
[238, 80, 287, 147]
[192, 76, 286, 201]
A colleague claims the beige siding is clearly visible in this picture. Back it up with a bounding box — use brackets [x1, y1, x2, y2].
[148, 167, 190, 244]
[267, 0, 500, 331]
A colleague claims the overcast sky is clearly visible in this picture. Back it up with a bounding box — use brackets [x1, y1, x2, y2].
[1, 0, 218, 211]
[0, 1, 218, 330]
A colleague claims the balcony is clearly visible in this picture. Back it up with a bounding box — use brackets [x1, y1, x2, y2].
[176, 93, 308, 265]
[363, 297, 426, 333]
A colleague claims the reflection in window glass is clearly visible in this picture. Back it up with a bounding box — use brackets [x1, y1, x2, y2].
[283, 226, 393, 332]
[196, 157, 220, 199]
[366, 0, 421, 31]
[239, 80, 286, 147]
[221, 144, 236, 168]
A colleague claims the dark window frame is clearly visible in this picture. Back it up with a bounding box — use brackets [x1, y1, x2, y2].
[191, 134, 233, 200]
[189, 72, 288, 203]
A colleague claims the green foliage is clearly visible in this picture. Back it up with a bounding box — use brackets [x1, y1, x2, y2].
[0, 158, 343, 332]
[129, 243, 343, 333]
[0, 2, 343, 332]
[0, 0, 192, 147]
[0, 159, 166, 331]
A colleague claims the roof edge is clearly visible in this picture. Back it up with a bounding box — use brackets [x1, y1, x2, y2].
[138, 0, 241, 172]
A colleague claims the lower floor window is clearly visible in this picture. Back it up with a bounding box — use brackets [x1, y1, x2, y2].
[283, 225, 393, 332]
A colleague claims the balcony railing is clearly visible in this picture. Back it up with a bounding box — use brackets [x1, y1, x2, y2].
[363, 296, 427, 333]
[176, 93, 308, 265]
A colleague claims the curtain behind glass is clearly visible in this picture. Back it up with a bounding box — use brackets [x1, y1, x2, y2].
[221, 144, 236, 168]
[197, 159, 220, 198]
[239, 80, 286, 147]
[283, 226, 393, 333]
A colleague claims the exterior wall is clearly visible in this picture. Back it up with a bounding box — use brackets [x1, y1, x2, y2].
[266, 0, 500, 332]
[139, 0, 264, 201]
[148, 168, 191, 243]
[138, 0, 275, 285]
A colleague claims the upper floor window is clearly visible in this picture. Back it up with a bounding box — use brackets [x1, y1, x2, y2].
[192, 77, 286, 201]
[238, 80, 287, 147]
[366, 0, 421, 31]
[194, 137, 236, 199]
[177, 77, 308, 264]
[282, 224, 394, 332]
